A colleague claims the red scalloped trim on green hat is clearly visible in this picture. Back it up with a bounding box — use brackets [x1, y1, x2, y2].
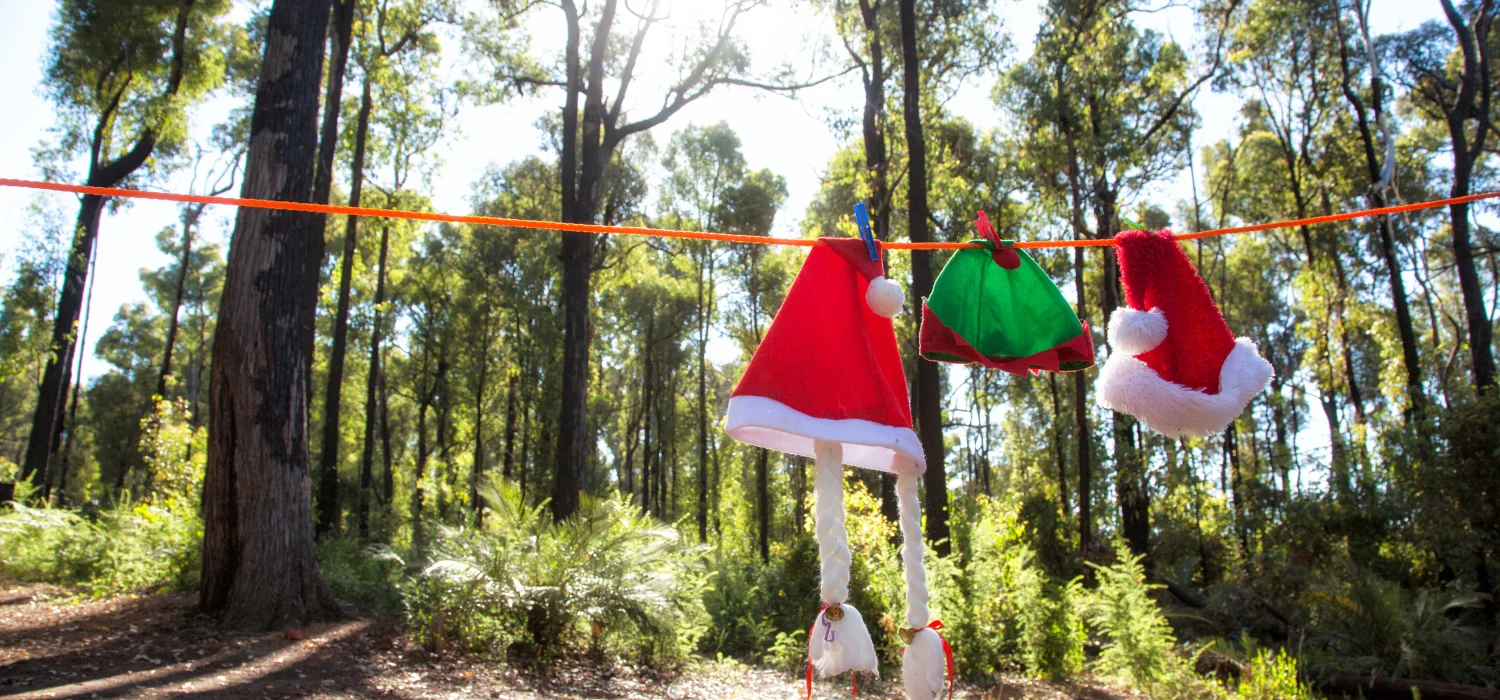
[919, 303, 1095, 375]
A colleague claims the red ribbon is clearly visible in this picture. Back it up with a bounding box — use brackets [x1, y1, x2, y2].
[900, 620, 955, 700]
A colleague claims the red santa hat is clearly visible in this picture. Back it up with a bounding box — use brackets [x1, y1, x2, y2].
[1097, 229, 1274, 438]
[725, 237, 923, 474]
[725, 237, 948, 698]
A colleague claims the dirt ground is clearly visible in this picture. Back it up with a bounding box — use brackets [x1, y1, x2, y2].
[0, 584, 1134, 699]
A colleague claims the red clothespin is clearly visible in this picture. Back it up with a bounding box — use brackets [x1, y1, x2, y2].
[975, 211, 1020, 270]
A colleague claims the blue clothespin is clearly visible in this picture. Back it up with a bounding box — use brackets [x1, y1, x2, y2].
[854, 203, 879, 261]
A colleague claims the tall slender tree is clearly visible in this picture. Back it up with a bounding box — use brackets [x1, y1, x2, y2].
[21, 0, 230, 491]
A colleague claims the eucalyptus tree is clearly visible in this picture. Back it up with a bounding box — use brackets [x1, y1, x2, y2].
[21, 0, 234, 492]
[200, 0, 343, 630]
[317, 0, 452, 537]
[999, 0, 1217, 561]
[1390, 0, 1498, 391]
[658, 122, 786, 548]
[1334, 0, 1425, 421]
[467, 0, 840, 521]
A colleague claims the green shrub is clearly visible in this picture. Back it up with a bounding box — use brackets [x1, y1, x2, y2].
[0, 399, 205, 598]
[1088, 543, 1190, 688]
[701, 530, 819, 660]
[408, 483, 708, 665]
[1019, 573, 1087, 680]
[949, 495, 1085, 680]
[0, 495, 201, 596]
[318, 538, 406, 616]
[1228, 648, 1313, 700]
[1302, 570, 1487, 683]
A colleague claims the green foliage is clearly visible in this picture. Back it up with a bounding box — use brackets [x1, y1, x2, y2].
[318, 539, 406, 617]
[0, 398, 203, 596]
[953, 495, 1085, 680]
[408, 484, 708, 664]
[1302, 571, 1488, 683]
[1226, 648, 1314, 700]
[1088, 543, 1191, 688]
[701, 531, 820, 662]
[0, 496, 201, 596]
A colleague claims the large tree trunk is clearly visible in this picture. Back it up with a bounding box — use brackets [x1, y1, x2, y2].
[1097, 203, 1152, 562]
[1335, 9, 1424, 418]
[855, 0, 900, 525]
[898, 0, 949, 556]
[356, 223, 391, 538]
[412, 368, 433, 556]
[200, 0, 343, 630]
[1074, 252, 1093, 562]
[51, 243, 100, 505]
[315, 76, 374, 537]
[471, 321, 491, 526]
[1048, 373, 1069, 518]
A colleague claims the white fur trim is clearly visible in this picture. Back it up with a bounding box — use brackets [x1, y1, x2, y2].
[904, 627, 947, 700]
[725, 395, 926, 474]
[1108, 307, 1168, 355]
[1097, 338, 1274, 438]
[808, 602, 879, 677]
[866, 275, 905, 318]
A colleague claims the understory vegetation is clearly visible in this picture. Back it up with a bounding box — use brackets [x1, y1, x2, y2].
[7, 465, 1489, 697]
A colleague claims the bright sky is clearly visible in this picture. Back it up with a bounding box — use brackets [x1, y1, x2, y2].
[0, 0, 1446, 475]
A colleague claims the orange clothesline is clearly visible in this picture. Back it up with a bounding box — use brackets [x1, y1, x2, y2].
[2, 177, 1496, 251]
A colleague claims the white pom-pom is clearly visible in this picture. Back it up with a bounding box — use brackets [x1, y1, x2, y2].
[866, 276, 904, 318]
[903, 627, 947, 700]
[1108, 306, 1168, 356]
[808, 604, 879, 677]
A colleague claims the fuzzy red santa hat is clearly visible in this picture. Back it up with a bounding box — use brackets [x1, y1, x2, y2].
[1097, 229, 1274, 438]
[726, 237, 922, 473]
[725, 237, 947, 699]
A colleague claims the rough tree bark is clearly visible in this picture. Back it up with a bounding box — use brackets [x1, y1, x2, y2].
[1335, 2, 1424, 420]
[898, 0, 949, 556]
[200, 0, 344, 630]
[550, 0, 599, 522]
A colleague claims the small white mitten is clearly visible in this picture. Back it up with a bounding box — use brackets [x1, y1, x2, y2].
[807, 603, 879, 677]
[903, 626, 947, 700]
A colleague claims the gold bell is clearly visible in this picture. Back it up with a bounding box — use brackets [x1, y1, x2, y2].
[824, 603, 845, 622]
[899, 627, 920, 645]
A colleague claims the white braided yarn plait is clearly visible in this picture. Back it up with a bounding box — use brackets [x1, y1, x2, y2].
[896, 470, 929, 629]
[813, 439, 850, 604]
[897, 470, 945, 700]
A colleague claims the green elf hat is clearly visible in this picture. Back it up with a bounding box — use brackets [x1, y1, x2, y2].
[919, 212, 1095, 376]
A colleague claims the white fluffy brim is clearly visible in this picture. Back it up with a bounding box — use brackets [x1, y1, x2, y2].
[903, 628, 947, 700]
[725, 395, 926, 474]
[1108, 307, 1168, 356]
[1097, 338, 1273, 438]
[808, 604, 880, 677]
